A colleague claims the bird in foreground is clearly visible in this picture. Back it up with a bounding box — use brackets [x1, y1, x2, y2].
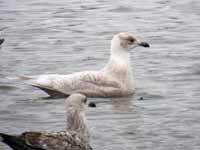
[0, 38, 5, 45]
[0, 93, 94, 150]
[17, 32, 150, 98]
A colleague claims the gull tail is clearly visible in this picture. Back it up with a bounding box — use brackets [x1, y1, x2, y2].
[16, 76, 67, 98]
[7, 74, 68, 98]
[0, 133, 45, 150]
[0, 133, 31, 150]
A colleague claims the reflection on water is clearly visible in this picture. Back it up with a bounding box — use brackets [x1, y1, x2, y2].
[111, 96, 135, 112]
[1, 0, 200, 149]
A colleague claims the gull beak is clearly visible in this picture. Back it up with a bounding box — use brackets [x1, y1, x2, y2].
[137, 40, 150, 47]
[0, 38, 5, 45]
[88, 102, 96, 108]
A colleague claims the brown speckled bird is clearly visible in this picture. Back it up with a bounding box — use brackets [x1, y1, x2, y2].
[0, 93, 93, 150]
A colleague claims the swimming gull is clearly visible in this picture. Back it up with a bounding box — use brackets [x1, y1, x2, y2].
[0, 93, 94, 150]
[17, 32, 150, 98]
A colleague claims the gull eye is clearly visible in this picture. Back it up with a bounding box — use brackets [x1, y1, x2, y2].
[128, 39, 135, 45]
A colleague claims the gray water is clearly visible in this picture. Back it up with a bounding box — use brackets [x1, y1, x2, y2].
[0, 0, 200, 149]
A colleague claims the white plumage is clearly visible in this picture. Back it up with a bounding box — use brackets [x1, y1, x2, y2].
[18, 32, 150, 98]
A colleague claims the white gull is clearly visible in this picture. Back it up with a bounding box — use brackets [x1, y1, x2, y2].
[0, 93, 94, 150]
[18, 32, 150, 98]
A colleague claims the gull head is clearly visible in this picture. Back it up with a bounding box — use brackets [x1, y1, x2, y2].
[65, 93, 88, 112]
[111, 32, 150, 52]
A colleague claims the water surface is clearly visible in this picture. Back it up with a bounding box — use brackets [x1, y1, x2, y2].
[0, 0, 200, 149]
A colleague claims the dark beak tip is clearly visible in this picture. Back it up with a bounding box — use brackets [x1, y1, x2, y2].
[0, 38, 5, 45]
[145, 43, 150, 47]
[139, 42, 150, 48]
[143, 42, 150, 48]
[88, 102, 96, 108]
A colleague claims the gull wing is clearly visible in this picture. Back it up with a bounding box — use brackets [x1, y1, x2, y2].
[0, 131, 93, 150]
[17, 71, 121, 97]
[22, 131, 93, 150]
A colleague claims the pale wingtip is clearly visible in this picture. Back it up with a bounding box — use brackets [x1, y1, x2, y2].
[16, 75, 32, 80]
[6, 75, 33, 80]
[6, 76, 19, 80]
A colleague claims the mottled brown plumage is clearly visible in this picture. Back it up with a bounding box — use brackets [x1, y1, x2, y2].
[0, 94, 93, 150]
